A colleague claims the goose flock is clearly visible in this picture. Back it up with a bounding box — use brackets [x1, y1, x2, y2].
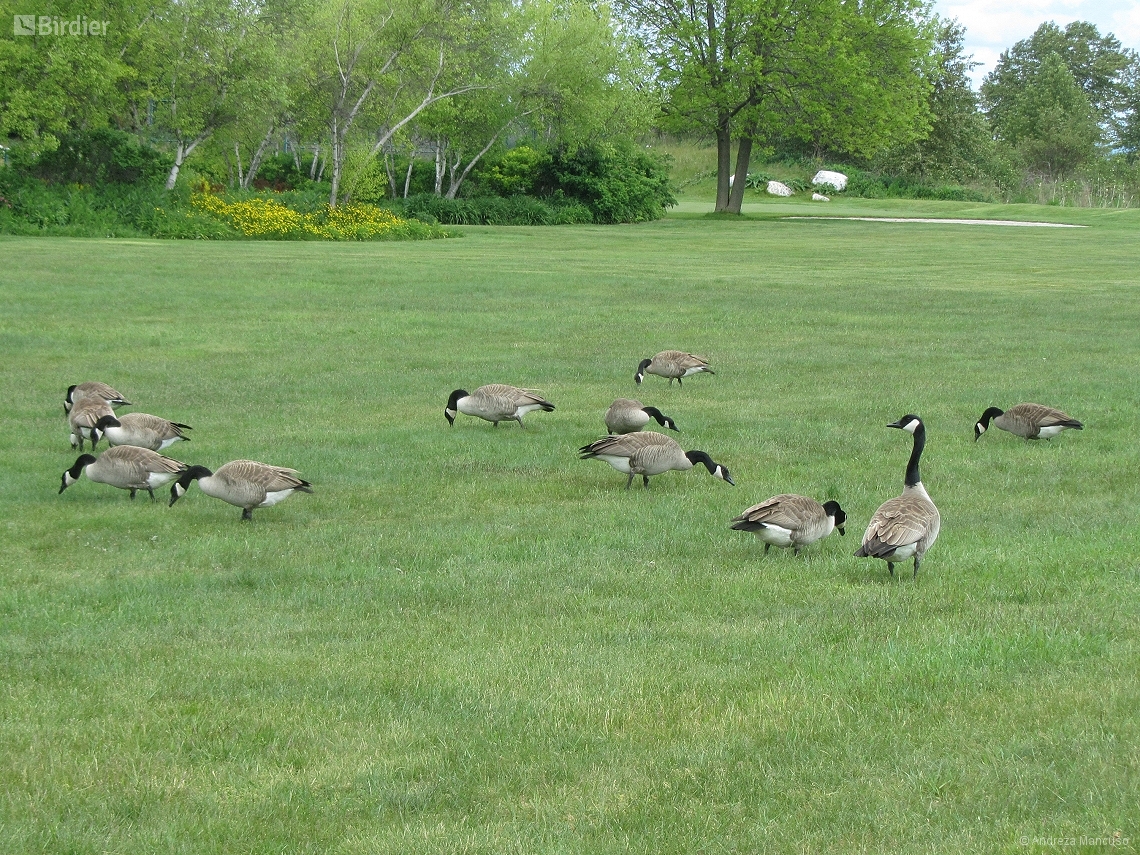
[58, 381, 313, 520]
[57, 350, 1084, 579]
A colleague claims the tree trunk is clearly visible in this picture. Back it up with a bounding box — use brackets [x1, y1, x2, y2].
[383, 151, 397, 199]
[241, 124, 276, 190]
[727, 133, 753, 214]
[309, 145, 320, 180]
[714, 115, 732, 212]
[164, 133, 209, 190]
[433, 139, 446, 196]
[403, 150, 415, 198]
[234, 142, 245, 188]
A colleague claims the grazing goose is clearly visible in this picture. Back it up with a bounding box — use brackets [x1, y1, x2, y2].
[444, 384, 555, 428]
[169, 460, 313, 520]
[731, 495, 847, 556]
[604, 398, 679, 435]
[974, 403, 1083, 441]
[59, 445, 187, 501]
[634, 351, 714, 386]
[93, 413, 192, 451]
[579, 431, 734, 489]
[68, 396, 115, 451]
[855, 414, 940, 580]
[64, 382, 130, 414]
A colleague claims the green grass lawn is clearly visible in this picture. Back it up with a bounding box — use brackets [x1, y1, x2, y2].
[2, 205, 1139, 853]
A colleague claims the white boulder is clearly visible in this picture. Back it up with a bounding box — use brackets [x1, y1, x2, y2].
[812, 170, 847, 191]
[812, 192, 830, 202]
[766, 180, 793, 197]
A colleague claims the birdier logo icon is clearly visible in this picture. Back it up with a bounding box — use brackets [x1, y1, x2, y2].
[14, 14, 35, 34]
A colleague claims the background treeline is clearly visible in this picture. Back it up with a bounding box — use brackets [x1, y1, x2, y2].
[1, 0, 1138, 236]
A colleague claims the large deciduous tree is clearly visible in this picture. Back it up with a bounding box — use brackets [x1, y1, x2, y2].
[619, 0, 933, 213]
[880, 18, 992, 181]
[982, 21, 1138, 160]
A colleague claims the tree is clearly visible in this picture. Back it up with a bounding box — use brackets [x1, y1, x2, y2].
[302, 0, 487, 206]
[0, 0, 129, 155]
[400, 0, 656, 201]
[879, 18, 992, 181]
[982, 21, 1138, 151]
[620, 0, 933, 213]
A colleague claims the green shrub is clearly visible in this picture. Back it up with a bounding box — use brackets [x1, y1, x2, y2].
[538, 141, 676, 224]
[13, 128, 171, 185]
[479, 146, 549, 196]
[395, 193, 593, 226]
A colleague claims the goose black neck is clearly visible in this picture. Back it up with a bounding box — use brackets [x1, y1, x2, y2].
[176, 465, 213, 488]
[978, 406, 1004, 429]
[685, 450, 717, 474]
[905, 423, 926, 487]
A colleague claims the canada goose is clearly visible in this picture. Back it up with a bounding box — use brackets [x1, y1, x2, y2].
[444, 384, 555, 428]
[59, 445, 188, 501]
[974, 403, 1083, 441]
[579, 431, 734, 489]
[93, 413, 192, 451]
[67, 396, 115, 451]
[169, 460, 313, 520]
[604, 398, 679, 435]
[64, 382, 130, 414]
[855, 414, 940, 580]
[731, 495, 847, 556]
[634, 351, 714, 386]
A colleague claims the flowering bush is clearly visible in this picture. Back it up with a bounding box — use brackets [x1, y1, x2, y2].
[190, 193, 449, 240]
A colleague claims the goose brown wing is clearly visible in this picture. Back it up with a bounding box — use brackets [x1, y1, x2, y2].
[860, 496, 936, 555]
[734, 494, 820, 531]
[120, 412, 190, 436]
[103, 445, 186, 480]
[1011, 403, 1080, 427]
[218, 460, 308, 492]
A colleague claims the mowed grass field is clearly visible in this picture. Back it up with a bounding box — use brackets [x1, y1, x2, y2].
[2, 199, 1140, 853]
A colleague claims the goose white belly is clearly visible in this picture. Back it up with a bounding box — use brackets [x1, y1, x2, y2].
[751, 524, 796, 549]
[681, 366, 706, 377]
[514, 403, 544, 418]
[259, 488, 297, 508]
[594, 454, 633, 473]
[147, 470, 180, 489]
[1036, 425, 1065, 439]
[874, 541, 919, 562]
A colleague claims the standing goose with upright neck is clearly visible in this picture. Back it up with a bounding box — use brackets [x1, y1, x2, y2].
[855, 414, 940, 580]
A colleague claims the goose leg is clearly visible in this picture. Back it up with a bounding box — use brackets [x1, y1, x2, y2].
[129, 489, 137, 500]
[241, 508, 254, 521]
[887, 562, 894, 577]
[642, 475, 650, 489]
[763, 543, 770, 555]
[794, 547, 802, 557]
[625, 472, 635, 490]
[147, 487, 156, 502]
[913, 556, 921, 580]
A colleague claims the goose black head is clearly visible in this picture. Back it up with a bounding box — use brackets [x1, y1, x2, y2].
[823, 500, 847, 536]
[974, 407, 1004, 440]
[642, 406, 678, 431]
[634, 358, 652, 385]
[169, 465, 213, 506]
[59, 454, 96, 493]
[64, 384, 78, 413]
[444, 389, 468, 426]
[685, 450, 735, 486]
[888, 414, 923, 434]
[91, 413, 121, 446]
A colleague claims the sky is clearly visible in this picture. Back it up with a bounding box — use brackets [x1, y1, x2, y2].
[931, 0, 1140, 88]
